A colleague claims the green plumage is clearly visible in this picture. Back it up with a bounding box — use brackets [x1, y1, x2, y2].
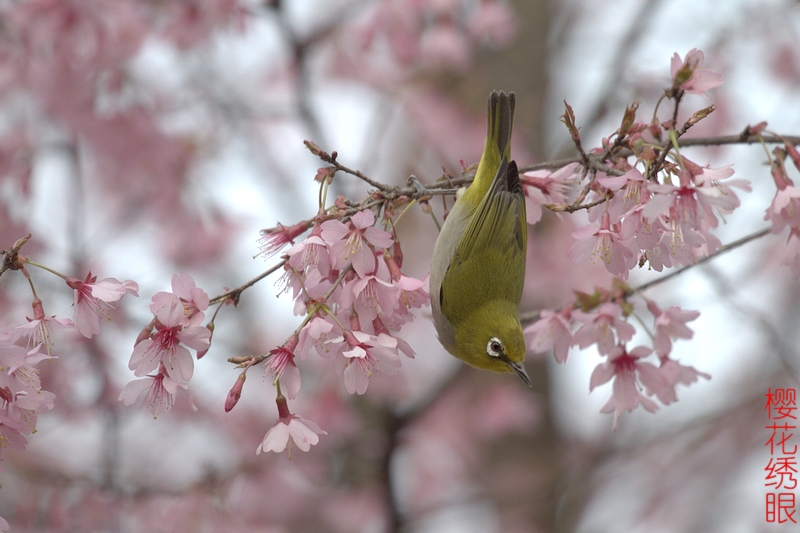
[429, 91, 530, 383]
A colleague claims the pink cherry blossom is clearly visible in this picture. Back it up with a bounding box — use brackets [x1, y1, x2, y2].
[6, 297, 73, 355]
[118, 367, 195, 417]
[670, 48, 723, 97]
[373, 317, 416, 358]
[297, 316, 340, 359]
[647, 301, 700, 357]
[382, 250, 430, 327]
[0, 343, 55, 454]
[66, 272, 139, 338]
[522, 163, 579, 224]
[266, 336, 302, 400]
[150, 273, 209, 327]
[257, 395, 326, 455]
[340, 274, 399, 325]
[604, 168, 647, 222]
[620, 203, 673, 272]
[765, 185, 800, 234]
[572, 302, 635, 355]
[643, 165, 749, 265]
[321, 210, 393, 277]
[0, 412, 28, 458]
[332, 330, 401, 395]
[394, 271, 428, 308]
[658, 356, 711, 391]
[287, 226, 333, 278]
[128, 300, 210, 382]
[525, 308, 574, 363]
[258, 221, 310, 260]
[568, 211, 636, 278]
[590, 346, 670, 426]
[764, 163, 800, 234]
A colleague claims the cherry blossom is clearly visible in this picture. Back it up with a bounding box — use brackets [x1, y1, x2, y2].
[331, 330, 401, 395]
[568, 211, 636, 278]
[128, 299, 210, 382]
[65, 272, 139, 338]
[321, 210, 393, 277]
[266, 336, 302, 400]
[572, 302, 635, 355]
[670, 48, 723, 97]
[647, 301, 700, 357]
[258, 221, 311, 260]
[340, 273, 399, 325]
[620, 202, 673, 271]
[590, 346, 670, 426]
[643, 164, 749, 265]
[257, 395, 326, 455]
[525, 307, 574, 363]
[150, 273, 209, 327]
[0, 343, 55, 458]
[765, 159, 800, 234]
[297, 316, 339, 359]
[657, 356, 711, 393]
[602, 168, 647, 222]
[522, 163, 579, 223]
[6, 297, 72, 355]
[383, 250, 430, 327]
[118, 367, 196, 417]
[286, 225, 333, 278]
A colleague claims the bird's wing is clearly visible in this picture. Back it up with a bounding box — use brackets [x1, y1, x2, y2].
[439, 159, 527, 326]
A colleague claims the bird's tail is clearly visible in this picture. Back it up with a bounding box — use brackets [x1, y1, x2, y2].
[468, 91, 516, 201]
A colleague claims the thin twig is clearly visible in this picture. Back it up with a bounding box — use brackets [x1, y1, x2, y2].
[519, 134, 800, 175]
[208, 258, 288, 306]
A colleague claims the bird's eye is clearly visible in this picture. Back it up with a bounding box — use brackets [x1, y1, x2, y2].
[486, 337, 504, 358]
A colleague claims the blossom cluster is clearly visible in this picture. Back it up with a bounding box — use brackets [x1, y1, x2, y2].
[526, 290, 709, 426]
[241, 208, 428, 454]
[262, 209, 427, 398]
[764, 137, 800, 277]
[0, 266, 138, 470]
[523, 50, 755, 280]
[120, 273, 211, 416]
[520, 50, 740, 424]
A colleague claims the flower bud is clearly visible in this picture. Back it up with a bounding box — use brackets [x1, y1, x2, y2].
[225, 372, 247, 412]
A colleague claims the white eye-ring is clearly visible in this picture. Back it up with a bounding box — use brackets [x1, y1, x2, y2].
[486, 337, 504, 358]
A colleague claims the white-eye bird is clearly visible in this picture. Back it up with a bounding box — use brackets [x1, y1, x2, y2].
[429, 91, 531, 386]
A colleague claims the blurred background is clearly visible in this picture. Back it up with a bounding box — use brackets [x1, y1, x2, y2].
[1, 0, 799, 531]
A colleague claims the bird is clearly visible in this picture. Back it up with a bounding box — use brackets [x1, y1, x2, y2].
[429, 91, 531, 386]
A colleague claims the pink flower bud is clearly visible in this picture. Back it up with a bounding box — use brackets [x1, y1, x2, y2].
[225, 372, 246, 412]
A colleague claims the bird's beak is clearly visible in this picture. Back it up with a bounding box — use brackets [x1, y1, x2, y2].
[507, 361, 532, 387]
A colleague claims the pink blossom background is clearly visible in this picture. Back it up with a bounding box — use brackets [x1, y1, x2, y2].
[1, 0, 799, 531]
